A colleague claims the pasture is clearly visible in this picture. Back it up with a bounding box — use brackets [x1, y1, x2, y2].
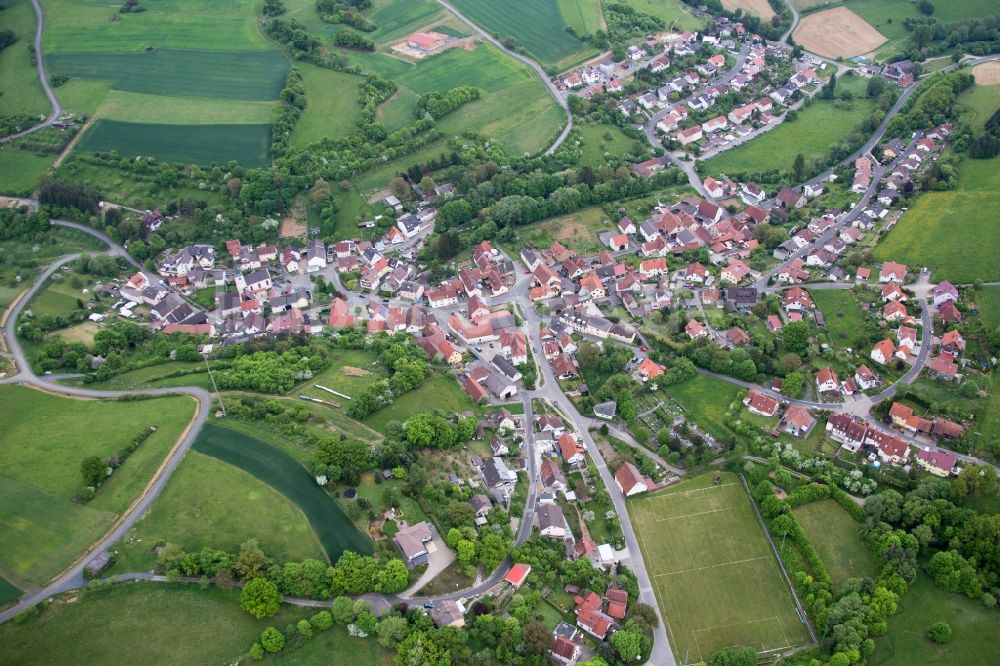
[0, 385, 196, 513]
[875, 154, 1000, 283]
[977, 285, 1000, 329]
[579, 123, 647, 168]
[721, 0, 776, 20]
[0, 583, 391, 666]
[666, 374, 742, 440]
[111, 451, 325, 573]
[193, 424, 371, 559]
[792, 7, 886, 59]
[701, 97, 874, 179]
[363, 371, 480, 434]
[446, 0, 594, 68]
[812, 288, 864, 348]
[500, 206, 614, 257]
[793, 499, 877, 589]
[628, 473, 811, 663]
[78, 120, 271, 167]
[871, 572, 1000, 665]
[0, 0, 48, 118]
[291, 64, 365, 148]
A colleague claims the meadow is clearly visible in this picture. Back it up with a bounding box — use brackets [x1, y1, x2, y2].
[628, 473, 811, 663]
[110, 451, 326, 573]
[702, 97, 875, 179]
[446, 0, 595, 68]
[557, 0, 604, 35]
[793, 499, 878, 590]
[958, 83, 1000, 131]
[578, 123, 647, 168]
[843, 0, 1000, 58]
[290, 64, 365, 148]
[666, 373, 742, 440]
[626, 0, 703, 30]
[192, 424, 371, 559]
[284, 0, 448, 47]
[812, 288, 864, 348]
[499, 206, 614, 257]
[0, 0, 48, 118]
[871, 572, 1000, 665]
[875, 154, 1000, 283]
[53, 157, 226, 210]
[78, 120, 272, 167]
[0, 583, 393, 665]
[0, 149, 55, 197]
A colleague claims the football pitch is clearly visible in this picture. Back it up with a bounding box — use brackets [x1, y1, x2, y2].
[628, 473, 811, 664]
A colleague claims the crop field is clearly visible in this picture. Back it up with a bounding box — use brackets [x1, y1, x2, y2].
[812, 288, 864, 347]
[111, 451, 325, 573]
[78, 120, 271, 167]
[291, 64, 365, 148]
[0, 385, 196, 513]
[629, 473, 811, 663]
[500, 206, 614, 257]
[285, 0, 448, 47]
[626, 0, 703, 30]
[0, 583, 387, 666]
[702, 97, 874, 178]
[793, 499, 877, 589]
[793, 7, 886, 59]
[0, 0, 48, 118]
[95, 90, 275, 125]
[193, 424, 371, 559]
[557, 0, 604, 35]
[447, 0, 594, 68]
[666, 374, 742, 441]
[871, 572, 1000, 665]
[972, 61, 1000, 87]
[721, 0, 776, 20]
[875, 154, 1000, 283]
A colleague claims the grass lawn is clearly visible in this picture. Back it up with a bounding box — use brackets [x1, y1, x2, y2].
[0, 149, 55, 197]
[499, 206, 614, 257]
[363, 371, 479, 435]
[110, 451, 325, 573]
[665, 374, 742, 440]
[193, 424, 371, 559]
[978, 285, 1000, 329]
[626, 0, 703, 30]
[377, 87, 423, 131]
[0, 0, 48, 118]
[446, 0, 595, 68]
[959, 84, 1000, 131]
[578, 123, 647, 169]
[53, 321, 100, 346]
[66, 360, 219, 392]
[875, 154, 1000, 283]
[812, 288, 864, 348]
[0, 385, 196, 512]
[793, 499, 877, 590]
[417, 557, 475, 596]
[337, 471, 427, 534]
[628, 472, 811, 663]
[701, 97, 874, 179]
[0, 582, 390, 666]
[871, 572, 1000, 665]
[291, 63, 365, 148]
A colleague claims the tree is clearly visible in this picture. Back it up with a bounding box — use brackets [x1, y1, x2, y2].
[260, 627, 284, 653]
[927, 621, 952, 643]
[297, 619, 314, 638]
[953, 464, 997, 498]
[241, 578, 280, 618]
[375, 558, 409, 594]
[457, 539, 476, 563]
[234, 539, 267, 580]
[81, 455, 106, 486]
[630, 602, 659, 628]
[331, 595, 355, 624]
[782, 321, 810, 353]
[311, 610, 333, 630]
[917, 0, 934, 15]
[711, 646, 758, 666]
[249, 642, 264, 660]
[793, 153, 805, 181]
[389, 177, 411, 201]
[377, 615, 409, 648]
[578, 340, 601, 369]
[610, 626, 643, 662]
[782, 372, 804, 397]
[523, 621, 550, 654]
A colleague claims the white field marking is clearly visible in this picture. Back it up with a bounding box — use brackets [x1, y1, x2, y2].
[646, 482, 738, 505]
[655, 555, 771, 577]
[652, 577, 682, 660]
[654, 506, 730, 521]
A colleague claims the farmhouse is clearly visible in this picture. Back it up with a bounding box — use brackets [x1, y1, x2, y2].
[407, 31, 447, 51]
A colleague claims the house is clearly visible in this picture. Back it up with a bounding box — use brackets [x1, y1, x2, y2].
[870, 339, 896, 365]
[636, 358, 665, 382]
[932, 418, 964, 440]
[504, 562, 531, 589]
[927, 356, 959, 381]
[721, 259, 750, 284]
[739, 182, 765, 205]
[538, 503, 569, 539]
[594, 401, 617, 420]
[782, 287, 813, 312]
[854, 365, 879, 390]
[677, 125, 703, 145]
[468, 494, 493, 519]
[932, 281, 959, 306]
[883, 59, 914, 86]
[938, 301, 962, 324]
[615, 461, 651, 496]
[816, 367, 839, 393]
[916, 448, 957, 477]
[394, 521, 434, 567]
[639, 257, 668, 279]
[879, 261, 907, 283]
[826, 413, 870, 452]
[605, 586, 629, 620]
[559, 433, 586, 466]
[726, 326, 751, 348]
[877, 436, 910, 465]
[327, 297, 356, 329]
[575, 593, 613, 640]
[744, 390, 779, 417]
[540, 458, 567, 492]
[479, 456, 518, 504]
[776, 187, 806, 209]
[883, 300, 908, 322]
[537, 414, 566, 435]
[940, 329, 965, 355]
[607, 234, 629, 252]
[685, 261, 708, 283]
[686, 319, 708, 339]
[782, 405, 816, 437]
[881, 282, 907, 302]
[550, 630, 582, 665]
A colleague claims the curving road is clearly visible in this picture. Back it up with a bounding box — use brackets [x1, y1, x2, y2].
[0, 0, 63, 144]
[433, 0, 573, 156]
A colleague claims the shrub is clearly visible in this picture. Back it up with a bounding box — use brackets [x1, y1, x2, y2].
[927, 621, 952, 643]
[260, 627, 285, 653]
[249, 642, 264, 660]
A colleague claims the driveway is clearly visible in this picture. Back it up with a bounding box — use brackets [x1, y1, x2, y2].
[398, 532, 455, 599]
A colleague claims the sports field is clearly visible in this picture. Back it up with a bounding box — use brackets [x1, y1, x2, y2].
[629, 473, 811, 663]
[875, 154, 1000, 283]
[447, 0, 595, 68]
[78, 120, 271, 167]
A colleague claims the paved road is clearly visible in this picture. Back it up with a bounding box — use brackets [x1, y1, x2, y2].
[433, 0, 572, 156]
[0, 0, 63, 144]
[0, 252, 213, 625]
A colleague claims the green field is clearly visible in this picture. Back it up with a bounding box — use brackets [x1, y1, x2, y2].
[377, 87, 424, 131]
[193, 424, 371, 559]
[793, 499, 878, 589]
[702, 98, 875, 178]
[625, 0, 704, 30]
[978, 285, 1000, 329]
[812, 288, 864, 348]
[111, 451, 325, 572]
[557, 0, 604, 35]
[363, 372, 479, 434]
[958, 83, 1000, 131]
[875, 154, 1000, 283]
[53, 157, 226, 210]
[291, 63, 365, 148]
[666, 374, 742, 440]
[0, 0, 48, 118]
[78, 120, 271, 167]
[285, 0, 448, 47]
[500, 205, 614, 257]
[96, 90, 276, 125]
[0, 582, 391, 665]
[579, 123, 646, 168]
[842, 0, 1000, 58]
[628, 473, 811, 663]
[871, 572, 1000, 665]
[0, 149, 54, 196]
[66, 361, 217, 392]
[0, 574, 20, 607]
[447, 0, 594, 68]
[0, 385, 196, 511]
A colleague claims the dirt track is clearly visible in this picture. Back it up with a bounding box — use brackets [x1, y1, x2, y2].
[793, 7, 887, 59]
